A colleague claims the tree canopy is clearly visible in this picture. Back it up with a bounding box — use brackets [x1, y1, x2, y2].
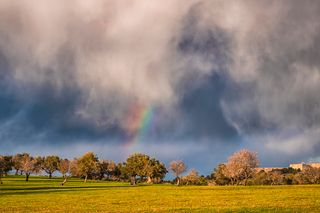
[43, 155, 60, 178]
[170, 160, 187, 185]
[224, 149, 259, 185]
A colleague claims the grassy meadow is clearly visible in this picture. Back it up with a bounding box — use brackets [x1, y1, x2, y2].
[1, 176, 320, 212]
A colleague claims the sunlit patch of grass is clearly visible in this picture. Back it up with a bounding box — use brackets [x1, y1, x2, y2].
[1, 176, 320, 212]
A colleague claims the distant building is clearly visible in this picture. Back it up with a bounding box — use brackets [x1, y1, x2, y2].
[309, 163, 320, 169]
[256, 162, 320, 172]
[289, 163, 306, 170]
[289, 162, 320, 170]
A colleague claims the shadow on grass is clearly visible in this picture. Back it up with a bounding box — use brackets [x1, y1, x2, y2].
[3, 178, 85, 183]
[0, 184, 150, 195]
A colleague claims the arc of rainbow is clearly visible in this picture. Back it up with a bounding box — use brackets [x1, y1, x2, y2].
[124, 105, 155, 148]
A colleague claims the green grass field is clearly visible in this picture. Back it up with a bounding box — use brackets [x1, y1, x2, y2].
[1, 176, 320, 212]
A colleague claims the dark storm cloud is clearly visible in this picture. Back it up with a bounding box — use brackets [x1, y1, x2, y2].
[173, 4, 238, 141]
[180, 74, 237, 140]
[0, 46, 125, 144]
[0, 51, 20, 122]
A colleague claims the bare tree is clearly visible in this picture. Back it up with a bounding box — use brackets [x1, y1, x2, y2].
[21, 154, 34, 181]
[59, 159, 70, 178]
[184, 169, 200, 185]
[224, 149, 259, 185]
[12, 154, 23, 175]
[59, 159, 70, 185]
[170, 160, 186, 185]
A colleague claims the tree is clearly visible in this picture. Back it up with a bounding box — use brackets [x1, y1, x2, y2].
[0, 156, 6, 184]
[98, 160, 108, 180]
[224, 149, 259, 185]
[32, 156, 44, 174]
[77, 152, 100, 182]
[252, 170, 269, 185]
[43, 155, 60, 178]
[12, 154, 23, 175]
[115, 162, 128, 181]
[302, 166, 320, 184]
[106, 160, 117, 179]
[184, 169, 200, 185]
[125, 153, 150, 185]
[123, 154, 167, 185]
[0, 156, 13, 177]
[170, 160, 186, 185]
[59, 159, 70, 178]
[99, 160, 116, 180]
[294, 165, 320, 184]
[70, 159, 80, 177]
[21, 153, 35, 181]
[212, 164, 230, 185]
[145, 158, 167, 183]
[59, 159, 70, 185]
[268, 171, 285, 185]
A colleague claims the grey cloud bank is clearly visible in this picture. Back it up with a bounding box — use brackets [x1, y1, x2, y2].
[0, 0, 320, 174]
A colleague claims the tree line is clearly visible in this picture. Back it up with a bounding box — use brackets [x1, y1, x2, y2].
[1, 149, 320, 186]
[0, 152, 168, 185]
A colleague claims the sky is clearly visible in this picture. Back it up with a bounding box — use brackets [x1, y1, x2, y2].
[1, 0, 320, 176]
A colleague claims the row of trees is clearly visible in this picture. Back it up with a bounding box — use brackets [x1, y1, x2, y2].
[1, 149, 320, 186]
[0, 152, 169, 185]
[0, 153, 69, 182]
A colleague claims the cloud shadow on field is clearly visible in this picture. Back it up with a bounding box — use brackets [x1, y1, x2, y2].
[0, 184, 151, 196]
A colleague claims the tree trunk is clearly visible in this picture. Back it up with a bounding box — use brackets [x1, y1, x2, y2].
[230, 178, 235, 185]
[130, 176, 136, 185]
[84, 175, 88, 182]
[61, 177, 67, 186]
[15, 169, 19, 175]
[176, 177, 180, 186]
[147, 176, 152, 184]
[20, 171, 23, 175]
[26, 173, 29, 181]
[0, 173, 2, 184]
[49, 173, 52, 179]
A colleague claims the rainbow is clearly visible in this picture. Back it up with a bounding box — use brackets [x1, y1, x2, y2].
[123, 104, 155, 148]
